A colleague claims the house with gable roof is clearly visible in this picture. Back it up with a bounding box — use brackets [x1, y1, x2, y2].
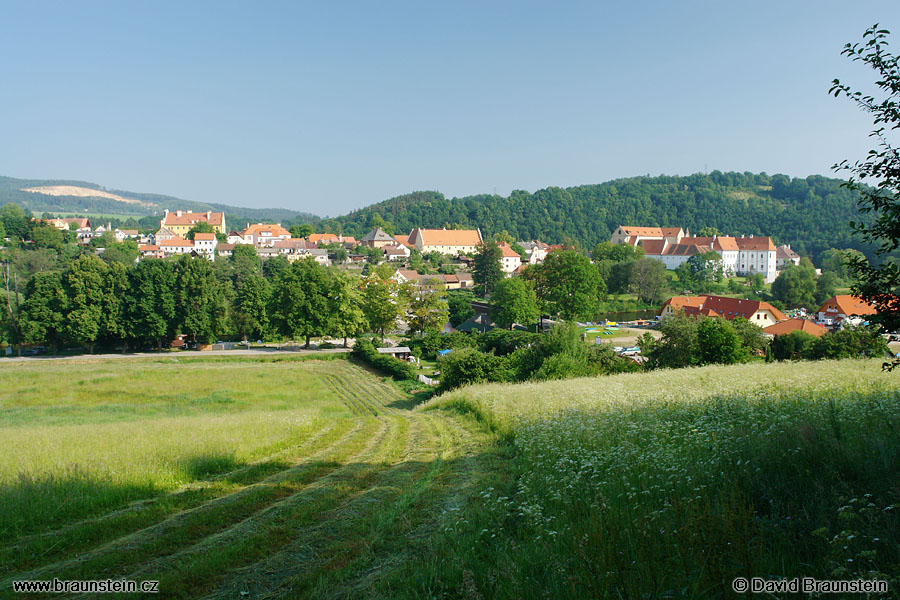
[161, 210, 226, 235]
[659, 295, 787, 327]
[816, 295, 878, 328]
[408, 228, 483, 255]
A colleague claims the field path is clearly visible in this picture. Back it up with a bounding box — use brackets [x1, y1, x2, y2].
[1, 361, 495, 600]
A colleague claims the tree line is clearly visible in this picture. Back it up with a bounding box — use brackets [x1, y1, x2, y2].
[1, 250, 452, 355]
[323, 172, 886, 265]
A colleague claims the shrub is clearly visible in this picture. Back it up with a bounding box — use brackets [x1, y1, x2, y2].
[770, 330, 818, 361]
[437, 348, 510, 391]
[352, 337, 417, 380]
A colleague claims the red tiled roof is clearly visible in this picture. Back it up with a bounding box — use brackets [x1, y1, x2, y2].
[497, 243, 521, 258]
[639, 239, 667, 255]
[817, 295, 878, 317]
[661, 295, 787, 321]
[764, 318, 827, 337]
[194, 233, 216, 241]
[162, 211, 224, 227]
[242, 223, 290, 238]
[735, 236, 776, 251]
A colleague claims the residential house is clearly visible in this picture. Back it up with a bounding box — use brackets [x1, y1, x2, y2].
[43, 217, 91, 230]
[776, 245, 801, 270]
[292, 248, 330, 265]
[158, 236, 195, 256]
[659, 295, 787, 327]
[408, 228, 483, 255]
[393, 270, 422, 284]
[360, 228, 397, 248]
[138, 244, 165, 259]
[155, 226, 178, 243]
[216, 243, 235, 258]
[384, 245, 410, 261]
[763, 318, 827, 338]
[240, 223, 291, 247]
[226, 230, 247, 245]
[114, 229, 140, 242]
[308, 233, 355, 245]
[193, 232, 218, 260]
[393, 234, 413, 248]
[816, 295, 878, 328]
[497, 243, 522, 274]
[161, 210, 226, 235]
[456, 272, 474, 289]
[518, 240, 549, 264]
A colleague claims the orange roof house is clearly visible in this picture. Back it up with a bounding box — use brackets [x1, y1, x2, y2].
[408, 228, 483, 255]
[161, 210, 225, 235]
[659, 295, 787, 327]
[816, 295, 878, 327]
[763, 319, 827, 338]
[240, 223, 291, 246]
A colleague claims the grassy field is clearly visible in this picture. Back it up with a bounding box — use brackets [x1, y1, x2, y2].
[418, 360, 900, 598]
[0, 356, 499, 599]
[3, 356, 900, 598]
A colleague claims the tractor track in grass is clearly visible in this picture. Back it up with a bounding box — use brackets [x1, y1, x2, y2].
[1, 361, 496, 600]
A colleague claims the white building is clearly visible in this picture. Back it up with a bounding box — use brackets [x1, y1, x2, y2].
[193, 232, 218, 260]
[498, 243, 522, 273]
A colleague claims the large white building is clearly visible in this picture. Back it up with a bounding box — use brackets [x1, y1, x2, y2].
[626, 230, 778, 282]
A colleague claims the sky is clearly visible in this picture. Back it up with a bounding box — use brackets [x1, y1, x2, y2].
[1, 1, 899, 216]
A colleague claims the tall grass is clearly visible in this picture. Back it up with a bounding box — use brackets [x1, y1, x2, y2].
[0, 358, 351, 537]
[410, 359, 900, 598]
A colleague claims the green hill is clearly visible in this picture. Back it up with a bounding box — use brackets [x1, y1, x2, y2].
[0, 176, 319, 227]
[326, 172, 875, 262]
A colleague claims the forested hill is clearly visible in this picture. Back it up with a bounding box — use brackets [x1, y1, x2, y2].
[0, 176, 319, 226]
[327, 172, 874, 262]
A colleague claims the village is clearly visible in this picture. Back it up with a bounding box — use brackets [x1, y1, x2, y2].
[32, 212, 884, 362]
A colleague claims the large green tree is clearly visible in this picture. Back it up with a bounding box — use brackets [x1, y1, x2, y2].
[327, 270, 367, 346]
[232, 274, 270, 342]
[175, 255, 225, 344]
[771, 264, 817, 308]
[269, 257, 330, 347]
[490, 277, 539, 329]
[629, 258, 669, 304]
[360, 272, 403, 343]
[538, 249, 605, 321]
[63, 254, 108, 353]
[19, 272, 67, 353]
[126, 258, 177, 349]
[473, 241, 503, 297]
[404, 278, 449, 337]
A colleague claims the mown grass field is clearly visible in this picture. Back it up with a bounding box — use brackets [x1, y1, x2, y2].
[3, 356, 900, 598]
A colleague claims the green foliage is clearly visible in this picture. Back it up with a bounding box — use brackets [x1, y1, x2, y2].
[289, 223, 314, 239]
[1, 203, 30, 240]
[229, 244, 261, 286]
[437, 347, 510, 391]
[101, 240, 139, 266]
[268, 258, 329, 346]
[447, 290, 475, 327]
[325, 175, 879, 266]
[404, 279, 449, 336]
[628, 257, 668, 304]
[327, 270, 366, 345]
[19, 271, 67, 351]
[831, 26, 900, 344]
[592, 241, 644, 262]
[63, 255, 108, 352]
[126, 258, 176, 347]
[770, 330, 818, 361]
[232, 275, 270, 341]
[30, 223, 64, 251]
[533, 249, 605, 320]
[815, 271, 840, 304]
[490, 277, 539, 329]
[352, 337, 417, 380]
[730, 317, 769, 355]
[473, 241, 503, 297]
[805, 326, 889, 360]
[697, 318, 743, 364]
[175, 255, 225, 344]
[360, 271, 404, 342]
[771, 263, 817, 308]
[646, 313, 700, 368]
[185, 222, 215, 241]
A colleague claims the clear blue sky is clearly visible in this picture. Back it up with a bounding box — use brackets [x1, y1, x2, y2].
[1, 1, 898, 216]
